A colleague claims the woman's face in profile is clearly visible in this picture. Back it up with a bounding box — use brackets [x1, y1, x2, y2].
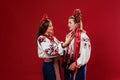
[68, 19, 76, 31]
[46, 21, 54, 35]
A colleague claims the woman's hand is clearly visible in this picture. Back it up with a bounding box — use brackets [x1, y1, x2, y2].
[68, 62, 76, 71]
[62, 32, 74, 47]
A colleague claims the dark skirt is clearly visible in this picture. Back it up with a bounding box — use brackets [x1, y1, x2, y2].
[43, 61, 56, 80]
[64, 65, 86, 80]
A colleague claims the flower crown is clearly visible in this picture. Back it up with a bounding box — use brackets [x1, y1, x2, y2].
[72, 9, 82, 23]
[40, 13, 49, 29]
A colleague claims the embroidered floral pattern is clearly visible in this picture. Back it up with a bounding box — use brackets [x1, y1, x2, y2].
[82, 38, 89, 42]
[39, 37, 45, 42]
[42, 40, 59, 56]
[82, 38, 90, 48]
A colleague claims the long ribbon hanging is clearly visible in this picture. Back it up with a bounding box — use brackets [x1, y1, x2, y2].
[73, 26, 81, 80]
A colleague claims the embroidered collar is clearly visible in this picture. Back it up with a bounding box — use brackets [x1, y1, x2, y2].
[42, 34, 54, 42]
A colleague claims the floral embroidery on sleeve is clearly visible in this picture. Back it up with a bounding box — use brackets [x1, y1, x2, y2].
[82, 38, 90, 48]
[44, 44, 59, 56]
[39, 37, 45, 43]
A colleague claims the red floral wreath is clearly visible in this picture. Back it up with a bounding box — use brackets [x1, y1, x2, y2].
[40, 13, 48, 29]
[72, 9, 82, 23]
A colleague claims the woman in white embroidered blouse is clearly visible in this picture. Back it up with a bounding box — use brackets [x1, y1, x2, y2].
[37, 14, 73, 80]
[63, 9, 91, 80]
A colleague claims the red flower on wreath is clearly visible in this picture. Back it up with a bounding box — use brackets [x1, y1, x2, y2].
[40, 13, 48, 29]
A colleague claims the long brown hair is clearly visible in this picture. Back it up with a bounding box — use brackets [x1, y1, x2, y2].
[37, 19, 50, 38]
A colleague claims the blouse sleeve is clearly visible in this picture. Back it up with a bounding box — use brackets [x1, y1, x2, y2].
[37, 36, 64, 58]
[77, 33, 91, 67]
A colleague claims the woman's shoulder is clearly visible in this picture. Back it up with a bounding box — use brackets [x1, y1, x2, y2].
[37, 35, 46, 42]
[38, 35, 46, 39]
[81, 32, 87, 36]
[81, 32, 89, 38]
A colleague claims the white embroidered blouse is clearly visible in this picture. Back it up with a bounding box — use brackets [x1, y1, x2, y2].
[37, 35, 64, 58]
[66, 32, 91, 67]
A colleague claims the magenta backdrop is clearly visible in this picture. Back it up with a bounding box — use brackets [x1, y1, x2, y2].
[1, 0, 120, 80]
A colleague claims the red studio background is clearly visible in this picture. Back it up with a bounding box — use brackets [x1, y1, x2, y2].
[0, 0, 120, 80]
